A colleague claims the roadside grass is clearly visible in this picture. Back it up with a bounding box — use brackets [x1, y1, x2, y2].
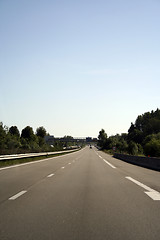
[0, 149, 80, 168]
[103, 149, 145, 157]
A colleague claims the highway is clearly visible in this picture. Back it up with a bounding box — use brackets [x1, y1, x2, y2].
[0, 146, 160, 240]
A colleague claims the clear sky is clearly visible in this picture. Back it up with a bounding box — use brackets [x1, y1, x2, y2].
[0, 0, 160, 137]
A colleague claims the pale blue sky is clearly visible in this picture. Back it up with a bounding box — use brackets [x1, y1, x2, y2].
[0, 0, 160, 137]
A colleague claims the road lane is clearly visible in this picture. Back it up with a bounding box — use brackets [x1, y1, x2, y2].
[97, 149, 160, 193]
[0, 149, 84, 204]
[0, 147, 159, 240]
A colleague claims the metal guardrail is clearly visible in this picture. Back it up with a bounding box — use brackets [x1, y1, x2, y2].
[0, 148, 80, 161]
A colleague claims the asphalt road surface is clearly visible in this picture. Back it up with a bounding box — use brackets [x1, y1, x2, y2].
[0, 147, 160, 240]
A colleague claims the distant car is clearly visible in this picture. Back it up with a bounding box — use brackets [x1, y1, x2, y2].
[90, 145, 92, 149]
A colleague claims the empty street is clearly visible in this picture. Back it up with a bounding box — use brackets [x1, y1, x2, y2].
[0, 147, 160, 240]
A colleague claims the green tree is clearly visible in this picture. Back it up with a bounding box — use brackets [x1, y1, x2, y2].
[36, 126, 47, 138]
[116, 139, 128, 153]
[21, 126, 35, 141]
[128, 141, 138, 155]
[128, 109, 160, 142]
[0, 122, 7, 152]
[143, 133, 160, 157]
[20, 138, 31, 151]
[127, 109, 160, 155]
[107, 135, 118, 149]
[6, 135, 21, 152]
[9, 126, 20, 138]
[54, 141, 63, 151]
[0, 122, 6, 138]
[144, 139, 160, 157]
[98, 129, 107, 149]
[128, 123, 143, 144]
[62, 136, 74, 148]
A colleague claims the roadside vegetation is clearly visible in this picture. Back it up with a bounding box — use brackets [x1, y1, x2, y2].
[0, 124, 79, 155]
[98, 108, 160, 157]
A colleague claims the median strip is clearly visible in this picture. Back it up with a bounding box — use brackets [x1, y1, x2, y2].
[0, 149, 81, 171]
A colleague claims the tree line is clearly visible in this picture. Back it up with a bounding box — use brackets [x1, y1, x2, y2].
[98, 108, 160, 157]
[0, 124, 76, 155]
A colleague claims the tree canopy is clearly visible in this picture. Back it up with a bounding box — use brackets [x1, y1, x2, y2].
[98, 109, 160, 157]
[21, 126, 35, 141]
[98, 129, 107, 149]
[9, 126, 20, 137]
[0, 123, 76, 154]
[0, 124, 54, 154]
[36, 126, 47, 138]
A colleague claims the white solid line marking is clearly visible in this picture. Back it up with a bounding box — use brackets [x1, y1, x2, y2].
[47, 173, 55, 178]
[99, 156, 103, 159]
[103, 159, 116, 169]
[125, 177, 160, 201]
[9, 190, 27, 200]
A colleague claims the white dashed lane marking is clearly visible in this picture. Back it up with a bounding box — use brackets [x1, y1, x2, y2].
[96, 150, 159, 201]
[103, 159, 116, 169]
[97, 154, 116, 169]
[9, 190, 27, 200]
[47, 173, 55, 178]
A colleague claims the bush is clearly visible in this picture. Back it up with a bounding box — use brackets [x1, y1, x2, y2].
[128, 141, 138, 155]
[144, 139, 160, 157]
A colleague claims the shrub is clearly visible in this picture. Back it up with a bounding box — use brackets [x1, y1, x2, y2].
[144, 139, 160, 157]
